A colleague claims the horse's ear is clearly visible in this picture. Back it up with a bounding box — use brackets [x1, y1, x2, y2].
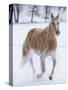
[51, 14, 53, 18]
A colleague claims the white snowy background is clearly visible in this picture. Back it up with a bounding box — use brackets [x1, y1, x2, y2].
[9, 4, 67, 86]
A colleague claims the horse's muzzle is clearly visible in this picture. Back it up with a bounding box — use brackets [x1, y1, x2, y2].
[56, 31, 60, 36]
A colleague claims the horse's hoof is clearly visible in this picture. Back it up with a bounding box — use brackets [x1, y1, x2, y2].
[37, 74, 42, 79]
[33, 75, 37, 79]
[49, 76, 53, 80]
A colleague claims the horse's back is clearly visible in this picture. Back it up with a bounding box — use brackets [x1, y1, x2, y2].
[27, 28, 43, 38]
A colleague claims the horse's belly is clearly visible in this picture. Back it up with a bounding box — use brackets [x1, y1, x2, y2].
[29, 48, 56, 58]
[29, 49, 46, 56]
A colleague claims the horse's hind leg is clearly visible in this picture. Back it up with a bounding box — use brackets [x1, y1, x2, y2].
[49, 56, 56, 80]
[37, 55, 45, 79]
[29, 55, 36, 79]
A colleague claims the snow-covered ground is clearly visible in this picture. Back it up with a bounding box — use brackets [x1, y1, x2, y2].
[13, 22, 66, 86]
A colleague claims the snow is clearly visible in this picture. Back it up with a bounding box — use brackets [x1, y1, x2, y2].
[13, 22, 66, 86]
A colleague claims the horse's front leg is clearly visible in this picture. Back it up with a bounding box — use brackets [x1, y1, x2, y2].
[49, 55, 56, 80]
[37, 55, 45, 79]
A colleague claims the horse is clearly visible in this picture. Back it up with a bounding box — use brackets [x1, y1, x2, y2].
[22, 14, 60, 80]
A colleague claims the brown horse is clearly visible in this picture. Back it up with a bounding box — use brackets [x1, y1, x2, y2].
[22, 14, 60, 80]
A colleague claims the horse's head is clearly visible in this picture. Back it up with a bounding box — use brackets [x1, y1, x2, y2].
[50, 14, 60, 36]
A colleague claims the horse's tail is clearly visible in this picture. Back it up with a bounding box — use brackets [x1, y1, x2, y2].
[21, 29, 35, 67]
[21, 41, 29, 67]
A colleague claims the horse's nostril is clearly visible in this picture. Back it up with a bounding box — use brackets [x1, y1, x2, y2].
[56, 31, 60, 35]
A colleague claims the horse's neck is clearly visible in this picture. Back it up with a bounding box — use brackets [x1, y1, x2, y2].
[47, 23, 56, 43]
[47, 23, 57, 50]
[43, 23, 55, 37]
[48, 23, 55, 34]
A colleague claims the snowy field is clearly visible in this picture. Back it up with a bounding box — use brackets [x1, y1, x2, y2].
[13, 22, 66, 86]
